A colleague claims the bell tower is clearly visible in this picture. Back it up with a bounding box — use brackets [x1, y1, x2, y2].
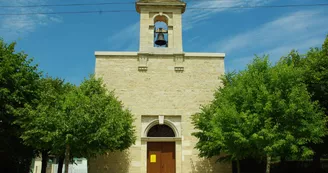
[136, 0, 186, 53]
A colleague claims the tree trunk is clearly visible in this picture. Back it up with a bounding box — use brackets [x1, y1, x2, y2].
[57, 155, 64, 173]
[236, 159, 241, 173]
[313, 152, 321, 173]
[280, 156, 286, 173]
[64, 144, 70, 173]
[266, 155, 271, 173]
[41, 151, 49, 173]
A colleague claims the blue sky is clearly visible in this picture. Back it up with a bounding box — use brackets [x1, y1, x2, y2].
[1, 0, 327, 85]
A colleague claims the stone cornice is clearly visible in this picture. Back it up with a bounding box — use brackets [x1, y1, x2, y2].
[95, 51, 225, 59]
[95, 51, 138, 56]
[136, 1, 186, 13]
[184, 52, 225, 58]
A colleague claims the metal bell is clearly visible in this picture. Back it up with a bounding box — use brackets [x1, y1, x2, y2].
[155, 32, 167, 46]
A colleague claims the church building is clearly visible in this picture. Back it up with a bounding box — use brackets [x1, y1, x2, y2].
[89, 0, 230, 173]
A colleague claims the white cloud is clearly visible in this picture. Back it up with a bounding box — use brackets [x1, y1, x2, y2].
[232, 37, 325, 66]
[219, 10, 328, 71]
[183, 0, 274, 30]
[0, 0, 61, 41]
[107, 0, 274, 50]
[107, 22, 140, 51]
[187, 36, 200, 43]
[213, 10, 327, 53]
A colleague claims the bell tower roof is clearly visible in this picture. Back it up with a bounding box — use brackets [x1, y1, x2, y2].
[136, 0, 186, 13]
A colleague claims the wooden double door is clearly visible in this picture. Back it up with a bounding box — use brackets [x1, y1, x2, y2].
[147, 142, 176, 173]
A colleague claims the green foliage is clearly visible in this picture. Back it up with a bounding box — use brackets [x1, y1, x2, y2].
[281, 36, 328, 156]
[16, 77, 70, 154]
[304, 38, 328, 156]
[62, 75, 136, 157]
[0, 39, 41, 172]
[192, 55, 327, 164]
[17, 74, 136, 160]
[303, 37, 328, 116]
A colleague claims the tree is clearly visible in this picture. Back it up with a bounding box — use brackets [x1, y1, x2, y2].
[18, 74, 136, 173]
[0, 39, 41, 173]
[59, 75, 136, 173]
[303, 37, 328, 173]
[16, 77, 71, 173]
[281, 35, 328, 173]
[192, 56, 327, 173]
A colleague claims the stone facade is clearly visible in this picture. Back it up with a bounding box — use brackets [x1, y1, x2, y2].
[88, 0, 231, 173]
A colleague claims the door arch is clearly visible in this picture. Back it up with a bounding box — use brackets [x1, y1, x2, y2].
[144, 119, 180, 138]
[147, 124, 175, 137]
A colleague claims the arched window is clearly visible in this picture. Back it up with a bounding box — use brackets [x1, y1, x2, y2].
[154, 15, 168, 47]
[147, 124, 175, 137]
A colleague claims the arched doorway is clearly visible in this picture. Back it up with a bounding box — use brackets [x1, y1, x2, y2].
[147, 124, 175, 137]
[147, 124, 176, 173]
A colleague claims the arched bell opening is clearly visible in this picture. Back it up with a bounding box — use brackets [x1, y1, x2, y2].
[147, 124, 175, 137]
[154, 15, 169, 48]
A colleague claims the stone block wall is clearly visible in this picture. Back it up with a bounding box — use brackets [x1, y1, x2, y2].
[88, 53, 231, 173]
